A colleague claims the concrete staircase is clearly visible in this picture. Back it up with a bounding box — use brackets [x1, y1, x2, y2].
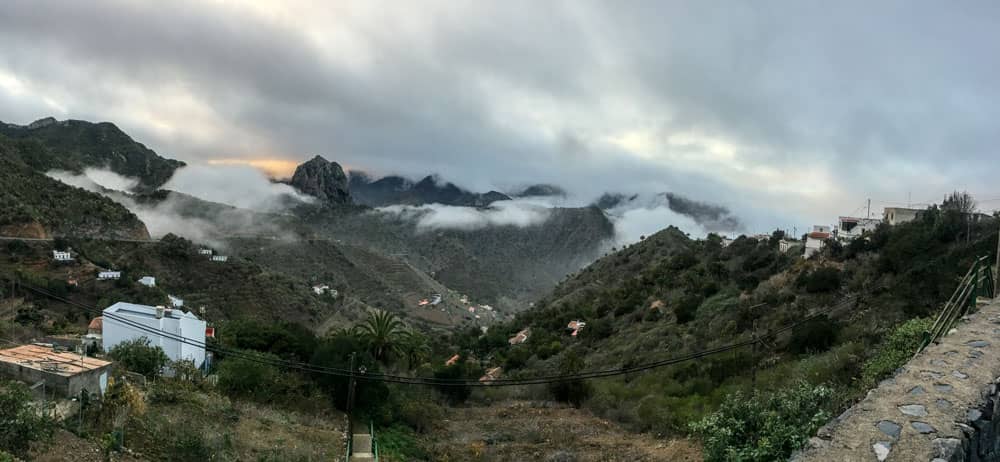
[348, 428, 376, 461]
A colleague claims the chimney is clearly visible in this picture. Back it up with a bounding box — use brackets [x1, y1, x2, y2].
[155, 306, 165, 319]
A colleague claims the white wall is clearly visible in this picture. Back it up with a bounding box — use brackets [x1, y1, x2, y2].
[102, 304, 206, 368]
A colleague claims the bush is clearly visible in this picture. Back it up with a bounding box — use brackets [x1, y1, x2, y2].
[0, 380, 55, 457]
[798, 267, 842, 293]
[860, 317, 931, 387]
[216, 351, 306, 404]
[433, 361, 481, 404]
[547, 351, 591, 408]
[107, 337, 169, 378]
[787, 315, 839, 354]
[674, 294, 702, 324]
[690, 382, 833, 462]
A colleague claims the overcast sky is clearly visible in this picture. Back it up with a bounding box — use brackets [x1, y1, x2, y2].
[2, 0, 999, 233]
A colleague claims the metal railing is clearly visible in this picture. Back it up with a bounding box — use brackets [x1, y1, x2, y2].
[920, 255, 995, 351]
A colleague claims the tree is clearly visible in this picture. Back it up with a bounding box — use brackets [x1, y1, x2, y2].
[107, 337, 169, 378]
[357, 309, 408, 361]
[943, 190, 976, 214]
[0, 380, 54, 457]
[548, 350, 591, 407]
[400, 332, 431, 370]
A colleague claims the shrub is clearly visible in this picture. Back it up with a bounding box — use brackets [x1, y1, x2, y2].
[787, 315, 839, 354]
[547, 351, 591, 408]
[860, 317, 931, 388]
[433, 360, 481, 404]
[216, 351, 306, 404]
[690, 382, 833, 462]
[798, 267, 842, 293]
[0, 380, 55, 457]
[107, 337, 168, 378]
[674, 294, 702, 324]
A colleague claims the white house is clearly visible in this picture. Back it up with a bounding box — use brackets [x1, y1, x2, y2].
[168, 295, 184, 308]
[138, 276, 156, 287]
[211, 255, 228, 262]
[804, 230, 831, 259]
[883, 207, 922, 226]
[837, 216, 881, 240]
[198, 249, 213, 255]
[312, 284, 330, 295]
[778, 239, 802, 253]
[102, 302, 206, 368]
[52, 250, 73, 262]
[97, 271, 121, 280]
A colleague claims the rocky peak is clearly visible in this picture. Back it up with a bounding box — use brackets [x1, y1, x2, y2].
[27, 117, 58, 130]
[290, 155, 351, 204]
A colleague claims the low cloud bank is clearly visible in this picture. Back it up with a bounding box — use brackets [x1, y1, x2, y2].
[376, 200, 552, 231]
[46, 166, 303, 246]
[163, 164, 313, 212]
[600, 192, 745, 245]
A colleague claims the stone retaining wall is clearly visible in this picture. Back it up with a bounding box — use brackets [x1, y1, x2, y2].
[792, 300, 1000, 461]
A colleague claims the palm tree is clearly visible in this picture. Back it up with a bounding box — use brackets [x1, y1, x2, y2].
[400, 332, 432, 370]
[357, 309, 408, 361]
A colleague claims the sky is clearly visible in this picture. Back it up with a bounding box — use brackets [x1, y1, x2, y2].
[2, 0, 1000, 234]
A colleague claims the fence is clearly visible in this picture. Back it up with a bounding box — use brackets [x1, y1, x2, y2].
[920, 255, 995, 352]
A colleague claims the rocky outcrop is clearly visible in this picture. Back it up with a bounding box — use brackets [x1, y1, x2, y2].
[792, 299, 1000, 462]
[348, 171, 511, 207]
[290, 155, 351, 205]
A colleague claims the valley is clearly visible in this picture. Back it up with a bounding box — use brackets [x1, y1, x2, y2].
[0, 117, 997, 462]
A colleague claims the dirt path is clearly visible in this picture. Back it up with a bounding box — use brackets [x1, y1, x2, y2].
[427, 400, 702, 461]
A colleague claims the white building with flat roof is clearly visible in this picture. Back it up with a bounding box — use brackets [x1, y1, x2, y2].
[102, 302, 206, 368]
[883, 207, 923, 226]
[97, 271, 121, 280]
[53, 250, 73, 261]
[138, 276, 156, 287]
[837, 216, 881, 240]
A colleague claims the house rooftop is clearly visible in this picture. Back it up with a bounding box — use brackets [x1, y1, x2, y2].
[104, 302, 199, 320]
[0, 344, 111, 377]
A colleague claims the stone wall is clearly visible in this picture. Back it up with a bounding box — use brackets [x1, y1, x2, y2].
[792, 300, 1000, 461]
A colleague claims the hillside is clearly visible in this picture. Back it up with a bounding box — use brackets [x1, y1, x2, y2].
[315, 205, 616, 310]
[0, 117, 184, 190]
[441, 200, 997, 458]
[0, 134, 150, 239]
[349, 170, 511, 207]
[0, 235, 357, 333]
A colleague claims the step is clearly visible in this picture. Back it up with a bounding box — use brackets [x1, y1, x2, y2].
[352, 434, 372, 453]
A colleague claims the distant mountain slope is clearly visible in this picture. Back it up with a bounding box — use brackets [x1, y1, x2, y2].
[315, 205, 615, 309]
[0, 117, 184, 190]
[0, 134, 149, 239]
[349, 170, 511, 207]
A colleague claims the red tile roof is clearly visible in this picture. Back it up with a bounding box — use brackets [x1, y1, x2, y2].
[808, 232, 831, 239]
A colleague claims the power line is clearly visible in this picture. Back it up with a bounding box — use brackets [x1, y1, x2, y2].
[8, 277, 856, 387]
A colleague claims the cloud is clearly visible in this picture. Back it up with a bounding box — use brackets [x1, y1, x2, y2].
[376, 200, 551, 231]
[45, 166, 304, 247]
[162, 164, 312, 212]
[6, 0, 1000, 232]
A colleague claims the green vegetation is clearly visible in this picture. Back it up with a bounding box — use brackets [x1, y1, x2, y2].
[0, 134, 149, 239]
[691, 382, 833, 462]
[0, 117, 184, 189]
[860, 317, 932, 388]
[107, 337, 169, 378]
[0, 380, 55, 457]
[436, 194, 996, 459]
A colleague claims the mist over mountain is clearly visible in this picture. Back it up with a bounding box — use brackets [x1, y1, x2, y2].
[595, 191, 744, 240]
[0, 117, 184, 190]
[349, 170, 511, 207]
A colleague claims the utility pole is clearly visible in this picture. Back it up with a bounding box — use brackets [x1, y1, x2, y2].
[867, 198, 871, 219]
[749, 303, 765, 394]
[995, 219, 1000, 292]
[346, 351, 357, 453]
